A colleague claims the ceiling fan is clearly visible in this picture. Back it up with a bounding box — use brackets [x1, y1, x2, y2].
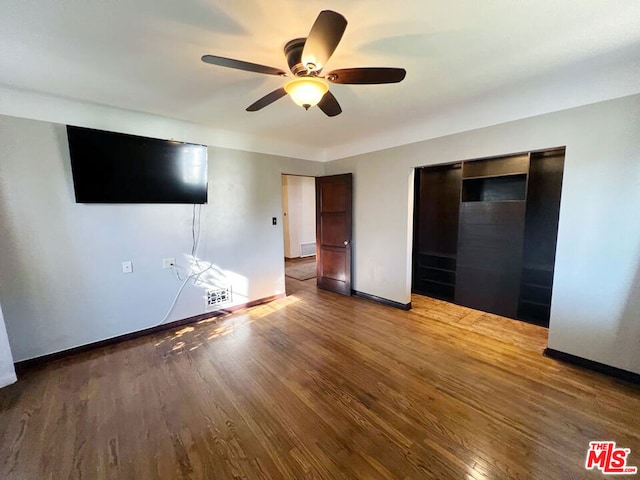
[201, 10, 406, 117]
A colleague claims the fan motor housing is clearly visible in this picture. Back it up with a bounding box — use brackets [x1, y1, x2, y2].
[284, 38, 308, 76]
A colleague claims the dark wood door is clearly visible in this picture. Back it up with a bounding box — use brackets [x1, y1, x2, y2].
[316, 174, 352, 295]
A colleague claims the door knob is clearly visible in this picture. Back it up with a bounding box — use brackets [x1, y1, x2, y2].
[344, 240, 349, 246]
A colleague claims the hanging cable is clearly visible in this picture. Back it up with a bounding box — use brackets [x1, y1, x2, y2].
[157, 204, 216, 325]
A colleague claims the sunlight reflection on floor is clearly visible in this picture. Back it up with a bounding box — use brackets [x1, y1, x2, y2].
[155, 294, 302, 355]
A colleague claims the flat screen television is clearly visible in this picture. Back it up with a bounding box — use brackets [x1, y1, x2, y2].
[66, 126, 208, 204]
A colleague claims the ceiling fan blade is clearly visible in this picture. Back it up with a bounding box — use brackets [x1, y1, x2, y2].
[317, 91, 342, 117]
[326, 67, 406, 84]
[246, 88, 287, 112]
[201, 55, 286, 76]
[301, 10, 347, 72]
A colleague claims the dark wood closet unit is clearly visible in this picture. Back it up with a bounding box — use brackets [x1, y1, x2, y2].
[412, 148, 564, 327]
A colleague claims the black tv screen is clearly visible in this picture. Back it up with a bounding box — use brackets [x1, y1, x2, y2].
[67, 126, 208, 204]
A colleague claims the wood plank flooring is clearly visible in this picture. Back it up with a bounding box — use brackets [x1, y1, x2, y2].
[1, 277, 639, 479]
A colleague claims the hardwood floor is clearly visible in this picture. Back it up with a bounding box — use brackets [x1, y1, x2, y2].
[1, 277, 638, 479]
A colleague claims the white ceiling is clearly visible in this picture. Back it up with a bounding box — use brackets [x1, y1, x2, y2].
[2, 1, 640, 160]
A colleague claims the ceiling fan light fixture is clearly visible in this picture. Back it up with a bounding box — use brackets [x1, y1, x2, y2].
[284, 77, 329, 110]
[201, 10, 405, 116]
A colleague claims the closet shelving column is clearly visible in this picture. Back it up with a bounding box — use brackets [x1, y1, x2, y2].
[412, 164, 461, 301]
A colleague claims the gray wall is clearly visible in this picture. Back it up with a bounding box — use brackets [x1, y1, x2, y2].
[325, 93, 640, 374]
[0, 115, 323, 361]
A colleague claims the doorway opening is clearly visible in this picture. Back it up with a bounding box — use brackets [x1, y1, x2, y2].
[281, 174, 317, 293]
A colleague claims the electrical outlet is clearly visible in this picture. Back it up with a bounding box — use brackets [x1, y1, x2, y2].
[122, 261, 133, 274]
[162, 257, 175, 269]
